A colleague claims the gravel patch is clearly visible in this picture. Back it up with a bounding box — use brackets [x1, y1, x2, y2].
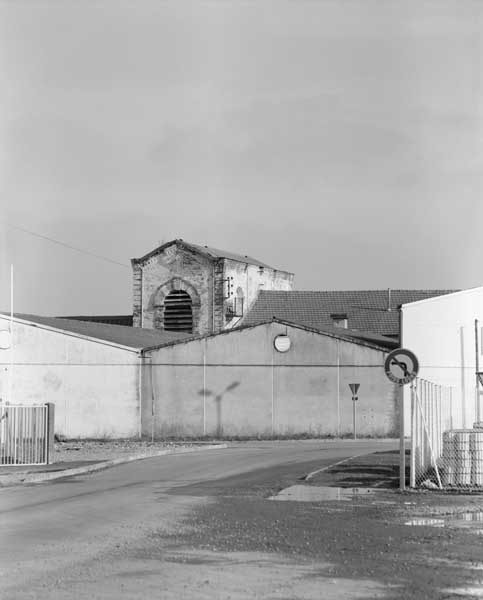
[54, 440, 204, 463]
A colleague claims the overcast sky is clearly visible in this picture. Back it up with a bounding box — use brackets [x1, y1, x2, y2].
[1, 1, 482, 316]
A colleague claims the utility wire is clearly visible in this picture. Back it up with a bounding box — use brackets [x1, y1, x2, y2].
[1, 219, 130, 268]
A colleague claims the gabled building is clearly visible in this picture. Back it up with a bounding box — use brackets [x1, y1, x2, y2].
[127, 238, 457, 344]
[1, 239, 469, 440]
[0, 313, 189, 439]
[131, 239, 293, 335]
[0, 312, 399, 439]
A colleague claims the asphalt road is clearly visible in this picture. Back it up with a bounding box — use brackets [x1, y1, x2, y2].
[1, 439, 481, 599]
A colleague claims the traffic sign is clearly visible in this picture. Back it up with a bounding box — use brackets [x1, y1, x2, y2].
[384, 348, 419, 385]
[349, 383, 360, 395]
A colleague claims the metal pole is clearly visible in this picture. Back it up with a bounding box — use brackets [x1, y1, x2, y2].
[203, 341, 207, 436]
[398, 305, 406, 490]
[476, 319, 480, 423]
[410, 381, 416, 488]
[271, 353, 275, 436]
[7, 265, 13, 404]
[149, 356, 155, 443]
[352, 397, 356, 440]
[336, 340, 340, 437]
[450, 386, 453, 429]
[399, 384, 406, 491]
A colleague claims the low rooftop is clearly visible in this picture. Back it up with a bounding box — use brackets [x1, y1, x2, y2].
[0, 313, 189, 350]
[243, 289, 458, 338]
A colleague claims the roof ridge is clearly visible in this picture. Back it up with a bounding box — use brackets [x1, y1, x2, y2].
[132, 238, 288, 270]
[259, 288, 459, 293]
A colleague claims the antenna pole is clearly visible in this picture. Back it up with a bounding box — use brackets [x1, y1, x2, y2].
[476, 319, 480, 423]
[7, 265, 13, 403]
[10, 264, 13, 329]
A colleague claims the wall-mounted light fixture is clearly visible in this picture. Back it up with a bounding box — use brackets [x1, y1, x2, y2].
[274, 334, 291, 353]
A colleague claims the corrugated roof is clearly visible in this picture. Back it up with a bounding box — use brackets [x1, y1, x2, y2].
[0, 313, 189, 350]
[243, 290, 458, 337]
[133, 239, 290, 271]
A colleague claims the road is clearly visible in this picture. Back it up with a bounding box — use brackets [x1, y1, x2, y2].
[1, 439, 481, 599]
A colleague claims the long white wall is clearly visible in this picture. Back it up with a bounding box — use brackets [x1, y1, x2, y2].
[402, 287, 483, 431]
[0, 317, 141, 439]
[143, 323, 398, 438]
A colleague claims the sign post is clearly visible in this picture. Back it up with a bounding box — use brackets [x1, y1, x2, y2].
[349, 383, 360, 440]
[384, 348, 419, 491]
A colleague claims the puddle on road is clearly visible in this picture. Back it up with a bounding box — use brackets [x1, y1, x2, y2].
[269, 485, 378, 502]
[405, 511, 483, 534]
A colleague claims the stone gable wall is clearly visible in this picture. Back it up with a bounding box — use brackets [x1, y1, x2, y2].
[132, 243, 214, 335]
[132, 242, 294, 335]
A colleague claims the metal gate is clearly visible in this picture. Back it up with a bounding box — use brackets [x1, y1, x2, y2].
[0, 403, 53, 465]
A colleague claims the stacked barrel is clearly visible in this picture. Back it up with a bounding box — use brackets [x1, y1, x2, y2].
[441, 428, 483, 487]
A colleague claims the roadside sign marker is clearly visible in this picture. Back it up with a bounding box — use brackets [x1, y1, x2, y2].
[384, 348, 419, 492]
[348, 383, 361, 440]
[384, 348, 419, 385]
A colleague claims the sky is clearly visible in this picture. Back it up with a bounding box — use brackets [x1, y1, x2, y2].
[1, 0, 482, 316]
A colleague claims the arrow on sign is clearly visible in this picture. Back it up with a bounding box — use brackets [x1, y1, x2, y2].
[349, 383, 360, 395]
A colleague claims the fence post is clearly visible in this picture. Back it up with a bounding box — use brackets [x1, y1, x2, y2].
[46, 403, 55, 464]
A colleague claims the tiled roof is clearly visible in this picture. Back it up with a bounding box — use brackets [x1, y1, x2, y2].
[243, 290, 458, 337]
[140, 317, 398, 353]
[184, 241, 275, 269]
[133, 239, 290, 271]
[0, 313, 189, 350]
[270, 319, 398, 350]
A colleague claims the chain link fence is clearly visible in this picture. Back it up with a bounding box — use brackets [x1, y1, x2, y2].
[410, 377, 483, 490]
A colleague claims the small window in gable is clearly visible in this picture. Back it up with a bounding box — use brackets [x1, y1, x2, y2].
[331, 313, 348, 329]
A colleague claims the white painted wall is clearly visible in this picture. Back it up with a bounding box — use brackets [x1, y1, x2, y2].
[402, 287, 483, 431]
[222, 260, 294, 330]
[143, 323, 398, 438]
[0, 317, 141, 439]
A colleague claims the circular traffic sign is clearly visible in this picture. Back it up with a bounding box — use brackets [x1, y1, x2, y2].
[384, 348, 419, 385]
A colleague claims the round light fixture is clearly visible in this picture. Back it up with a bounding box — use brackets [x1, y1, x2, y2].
[0, 330, 11, 350]
[274, 334, 291, 353]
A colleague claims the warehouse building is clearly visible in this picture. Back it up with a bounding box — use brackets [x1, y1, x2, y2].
[0, 239, 468, 440]
[0, 313, 398, 439]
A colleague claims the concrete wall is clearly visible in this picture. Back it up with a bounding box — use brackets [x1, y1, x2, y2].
[143, 323, 398, 438]
[402, 287, 483, 430]
[0, 317, 141, 439]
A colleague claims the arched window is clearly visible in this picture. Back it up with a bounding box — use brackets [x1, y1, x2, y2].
[235, 286, 244, 316]
[163, 290, 193, 332]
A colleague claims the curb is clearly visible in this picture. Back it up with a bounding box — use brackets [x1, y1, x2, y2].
[0, 444, 228, 488]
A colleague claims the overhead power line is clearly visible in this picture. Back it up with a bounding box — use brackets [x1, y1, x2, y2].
[1, 219, 130, 269]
